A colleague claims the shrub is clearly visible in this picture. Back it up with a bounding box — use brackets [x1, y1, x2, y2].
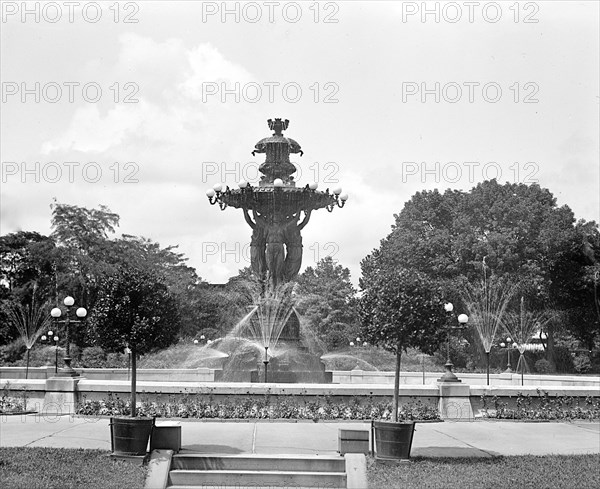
[105, 352, 127, 368]
[80, 346, 107, 368]
[323, 329, 350, 350]
[573, 355, 592, 374]
[554, 346, 575, 373]
[434, 337, 469, 369]
[25, 345, 62, 367]
[0, 339, 26, 364]
[534, 359, 552, 374]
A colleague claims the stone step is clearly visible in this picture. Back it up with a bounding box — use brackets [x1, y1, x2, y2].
[168, 469, 346, 488]
[169, 486, 321, 489]
[172, 453, 345, 472]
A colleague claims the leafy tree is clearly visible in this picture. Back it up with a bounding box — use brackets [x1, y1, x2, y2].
[2, 203, 215, 351]
[89, 266, 180, 416]
[359, 267, 446, 421]
[295, 257, 359, 349]
[50, 202, 120, 309]
[0, 231, 56, 300]
[49, 203, 210, 344]
[0, 232, 57, 347]
[50, 201, 119, 251]
[106, 235, 208, 339]
[361, 180, 600, 366]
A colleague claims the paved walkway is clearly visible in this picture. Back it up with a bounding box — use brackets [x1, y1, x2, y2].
[1, 415, 599, 458]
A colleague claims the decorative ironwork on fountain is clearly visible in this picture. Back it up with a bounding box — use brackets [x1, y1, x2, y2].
[207, 118, 348, 291]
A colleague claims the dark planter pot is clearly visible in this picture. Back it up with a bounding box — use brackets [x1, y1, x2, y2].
[372, 420, 415, 460]
[110, 417, 154, 456]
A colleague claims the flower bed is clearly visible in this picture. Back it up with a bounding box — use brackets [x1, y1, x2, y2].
[480, 389, 600, 420]
[76, 391, 440, 421]
[0, 382, 31, 414]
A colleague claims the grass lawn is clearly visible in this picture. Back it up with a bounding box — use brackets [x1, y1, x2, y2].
[368, 454, 600, 488]
[0, 447, 147, 489]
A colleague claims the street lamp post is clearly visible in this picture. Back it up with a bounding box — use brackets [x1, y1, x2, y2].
[263, 346, 269, 383]
[50, 296, 87, 377]
[438, 302, 469, 383]
[499, 337, 514, 373]
[194, 335, 208, 346]
[41, 331, 60, 373]
[349, 337, 367, 348]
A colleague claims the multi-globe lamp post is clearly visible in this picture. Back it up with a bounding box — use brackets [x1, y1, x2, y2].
[349, 337, 368, 348]
[50, 296, 87, 377]
[499, 337, 516, 373]
[40, 331, 60, 373]
[263, 346, 269, 383]
[438, 302, 469, 383]
[193, 335, 213, 346]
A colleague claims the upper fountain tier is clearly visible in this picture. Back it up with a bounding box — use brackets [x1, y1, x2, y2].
[253, 118, 302, 186]
[211, 118, 347, 217]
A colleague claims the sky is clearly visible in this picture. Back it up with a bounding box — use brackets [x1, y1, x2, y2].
[1, 0, 599, 286]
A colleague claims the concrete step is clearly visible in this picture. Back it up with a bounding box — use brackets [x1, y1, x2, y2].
[171, 453, 345, 472]
[167, 454, 348, 488]
[169, 486, 322, 489]
[168, 469, 346, 488]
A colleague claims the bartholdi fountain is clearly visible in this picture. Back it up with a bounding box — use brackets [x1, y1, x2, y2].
[205, 118, 347, 382]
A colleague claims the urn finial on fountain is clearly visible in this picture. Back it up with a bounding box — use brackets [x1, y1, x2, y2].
[252, 117, 303, 186]
[268, 118, 289, 135]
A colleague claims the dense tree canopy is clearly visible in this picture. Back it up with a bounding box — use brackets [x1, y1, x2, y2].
[89, 266, 180, 355]
[0, 203, 216, 350]
[360, 180, 600, 362]
[359, 267, 446, 355]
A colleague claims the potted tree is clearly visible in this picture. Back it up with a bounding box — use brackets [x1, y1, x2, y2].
[90, 266, 180, 457]
[360, 267, 445, 461]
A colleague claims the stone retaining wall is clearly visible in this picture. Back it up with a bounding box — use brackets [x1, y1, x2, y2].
[3, 366, 599, 388]
[2, 376, 598, 421]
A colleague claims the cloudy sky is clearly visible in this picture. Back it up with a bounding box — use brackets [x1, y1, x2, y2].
[1, 1, 598, 286]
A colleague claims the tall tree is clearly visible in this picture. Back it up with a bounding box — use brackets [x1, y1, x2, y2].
[50, 202, 120, 309]
[90, 266, 180, 416]
[295, 257, 359, 349]
[361, 180, 600, 365]
[0, 231, 56, 300]
[359, 267, 446, 421]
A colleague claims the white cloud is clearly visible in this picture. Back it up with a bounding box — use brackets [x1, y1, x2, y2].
[180, 43, 255, 101]
[41, 35, 255, 156]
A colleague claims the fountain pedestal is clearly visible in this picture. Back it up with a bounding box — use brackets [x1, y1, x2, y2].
[251, 344, 332, 383]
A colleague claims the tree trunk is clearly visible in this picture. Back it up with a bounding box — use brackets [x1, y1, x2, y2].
[131, 346, 137, 417]
[393, 347, 401, 423]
